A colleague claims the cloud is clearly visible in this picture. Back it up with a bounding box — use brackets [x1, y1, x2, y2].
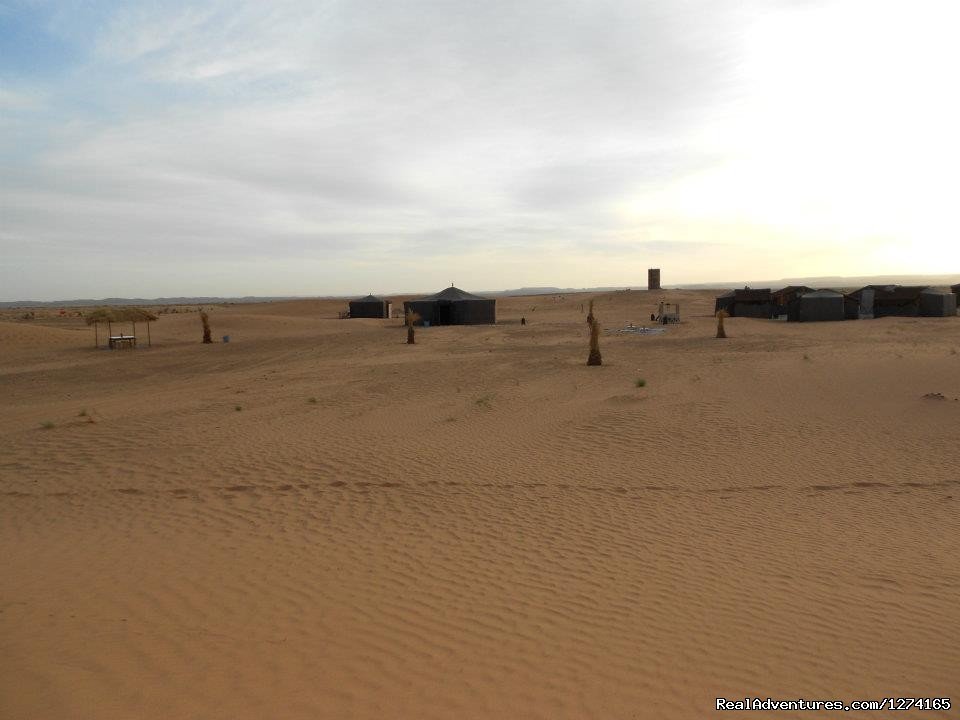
[2, 0, 957, 300]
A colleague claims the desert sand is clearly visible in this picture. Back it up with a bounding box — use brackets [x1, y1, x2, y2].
[2, 289, 958, 719]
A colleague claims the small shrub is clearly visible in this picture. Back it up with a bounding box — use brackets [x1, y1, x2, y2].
[635, 378, 646, 388]
[234, 405, 242, 412]
[475, 393, 494, 407]
[40, 420, 55, 430]
[78, 409, 87, 417]
[307, 397, 318, 404]
[803, 353, 811, 361]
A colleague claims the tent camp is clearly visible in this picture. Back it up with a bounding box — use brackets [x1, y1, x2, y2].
[403, 286, 496, 326]
[920, 289, 957, 317]
[951, 283, 960, 309]
[786, 290, 845, 322]
[714, 289, 773, 318]
[348, 295, 391, 319]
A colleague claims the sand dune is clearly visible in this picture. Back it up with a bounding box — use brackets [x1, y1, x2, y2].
[2, 290, 958, 719]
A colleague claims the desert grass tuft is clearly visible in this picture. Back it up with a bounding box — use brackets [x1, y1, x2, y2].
[474, 393, 494, 407]
[307, 397, 318, 404]
[40, 420, 55, 430]
[234, 405, 242, 412]
[715, 310, 728, 338]
[635, 378, 646, 388]
[78, 408, 87, 417]
[200, 310, 212, 344]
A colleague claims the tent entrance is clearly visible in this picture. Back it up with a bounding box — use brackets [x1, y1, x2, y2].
[435, 302, 453, 325]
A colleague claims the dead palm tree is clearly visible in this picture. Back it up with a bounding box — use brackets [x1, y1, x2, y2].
[405, 309, 419, 344]
[587, 314, 602, 366]
[200, 310, 212, 344]
[716, 310, 728, 338]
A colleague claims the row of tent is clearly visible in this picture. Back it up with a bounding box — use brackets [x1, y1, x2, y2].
[716, 284, 960, 322]
[348, 286, 497, 325]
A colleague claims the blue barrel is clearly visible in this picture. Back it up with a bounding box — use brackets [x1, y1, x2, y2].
[222, 335, 230, 343]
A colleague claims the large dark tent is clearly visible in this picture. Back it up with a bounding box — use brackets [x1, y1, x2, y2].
[843, 292, 863, 320]
[851, 285, 928, 318]
[772, 286, 814, 317]
[786, 290, 845, 322]
[714, 288, 773, 318]
[952, 283, 960, 302]
[403, 286, 496, 326]
[920, 288, 958, 317]
[349, 294, 391, 319]
[714, 290, 735, 315]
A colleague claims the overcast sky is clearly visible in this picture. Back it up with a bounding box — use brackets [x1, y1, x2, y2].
[2, 0, 958, 300]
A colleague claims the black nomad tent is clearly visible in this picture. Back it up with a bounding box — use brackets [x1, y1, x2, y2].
[843, 292, 863, 320]
[787, 289, 845, 322]
[348, 294, 391, 319]
[714, 290, 736, 315]
[851, 285, 928, 318]
[714, 288, 773, 318]
[403, 286, 496, 326]
[772, 286, 814, 317]
[919, 288, 958, 317]
[952, 283, 960, 305]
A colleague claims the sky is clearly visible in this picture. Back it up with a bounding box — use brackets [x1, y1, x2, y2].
[1, 0, 959, 300]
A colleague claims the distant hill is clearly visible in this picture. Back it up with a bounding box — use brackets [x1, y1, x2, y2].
[3, 274, 957, 307]
[675, 274, 959, 291]
[0, 296, 305, 308]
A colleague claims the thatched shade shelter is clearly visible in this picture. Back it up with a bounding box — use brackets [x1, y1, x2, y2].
[348, 294, 392, 319]
[403, 286, 496, 326]
[86, 307, 158, 348]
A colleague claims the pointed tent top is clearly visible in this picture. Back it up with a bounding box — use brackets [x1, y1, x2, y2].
[416, 286, 488, 302]
[355, 294, 384, 302]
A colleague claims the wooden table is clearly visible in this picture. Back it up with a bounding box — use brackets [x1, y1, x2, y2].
[108, 335, 137, 349]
